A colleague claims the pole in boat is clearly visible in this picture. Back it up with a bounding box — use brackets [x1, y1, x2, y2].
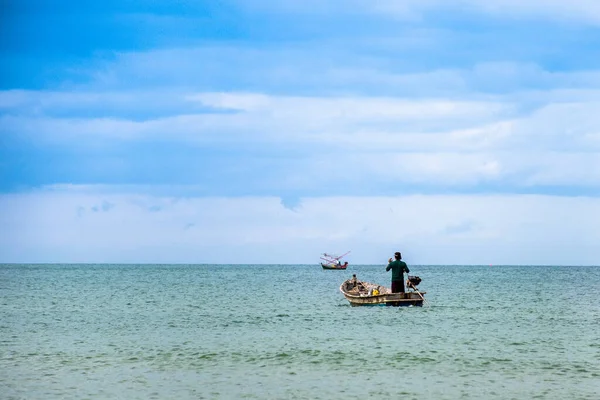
[407, 280, 430, 307]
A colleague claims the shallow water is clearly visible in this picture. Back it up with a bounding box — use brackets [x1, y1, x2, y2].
[1, 264, 599, 399]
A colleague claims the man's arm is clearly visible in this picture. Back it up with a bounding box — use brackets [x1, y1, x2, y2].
[386, 259, 393, 271]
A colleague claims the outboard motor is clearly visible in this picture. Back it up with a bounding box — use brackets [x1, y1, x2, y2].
[407, 276, 421, 288]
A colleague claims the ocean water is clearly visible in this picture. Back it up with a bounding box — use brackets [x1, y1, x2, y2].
[1, 263, 599, 400]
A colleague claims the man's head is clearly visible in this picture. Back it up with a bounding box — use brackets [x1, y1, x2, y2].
[394, 252, 401, 260]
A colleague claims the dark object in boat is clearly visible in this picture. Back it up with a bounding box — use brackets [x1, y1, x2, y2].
[407, 276, 421, 287]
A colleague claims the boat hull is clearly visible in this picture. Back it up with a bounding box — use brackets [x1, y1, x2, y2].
[340, 279, 425, 306]
[321, 263, 347, 270]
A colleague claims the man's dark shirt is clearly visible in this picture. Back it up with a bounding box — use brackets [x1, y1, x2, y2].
[386, 259, 409, 281]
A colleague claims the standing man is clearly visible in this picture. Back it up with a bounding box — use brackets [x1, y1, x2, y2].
[386, 252, 410, 293]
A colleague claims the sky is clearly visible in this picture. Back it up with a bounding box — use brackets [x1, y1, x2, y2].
[1, 0, 599, 265]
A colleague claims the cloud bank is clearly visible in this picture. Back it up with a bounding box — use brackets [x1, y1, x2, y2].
[1, 188, 598, 265]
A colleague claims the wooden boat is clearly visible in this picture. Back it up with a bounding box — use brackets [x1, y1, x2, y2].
[321, 262, 348, 270]
[340, 277, 426, 307]
[320, 251, 350, 270]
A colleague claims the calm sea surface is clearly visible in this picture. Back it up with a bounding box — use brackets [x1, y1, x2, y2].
[1, 264, 599, 399]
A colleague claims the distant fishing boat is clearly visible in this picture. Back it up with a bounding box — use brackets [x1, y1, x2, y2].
[320, 251, 350, 270]
[340, 276, 426, 306]
[321, 262, 348, 270]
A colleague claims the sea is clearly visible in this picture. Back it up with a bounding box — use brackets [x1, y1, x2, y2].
[1, 264, 599, 400]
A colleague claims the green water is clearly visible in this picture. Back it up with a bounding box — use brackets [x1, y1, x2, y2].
[1, 264, 599, 399]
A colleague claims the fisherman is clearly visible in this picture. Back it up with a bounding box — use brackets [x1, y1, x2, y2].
[386, 251, 410, 293]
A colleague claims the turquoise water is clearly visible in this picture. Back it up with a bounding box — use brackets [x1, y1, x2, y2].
[1, 264, 599, 399]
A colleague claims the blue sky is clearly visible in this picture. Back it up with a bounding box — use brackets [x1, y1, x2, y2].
[1, 0, 599, 264]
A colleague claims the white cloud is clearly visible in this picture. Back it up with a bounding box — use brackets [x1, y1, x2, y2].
[3, 85, 600, 190]
[1, 188, 598, 265]
[460, 0, 600, 23]
[1, 91, 511, 141]
[271, 0, 600, 24]
[272, 151, 600, 189]
[5, 89, 599, 154]
[236, 0, 600, 24]
[511, 101, 600, 151]
[190, 92, 507, 119]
